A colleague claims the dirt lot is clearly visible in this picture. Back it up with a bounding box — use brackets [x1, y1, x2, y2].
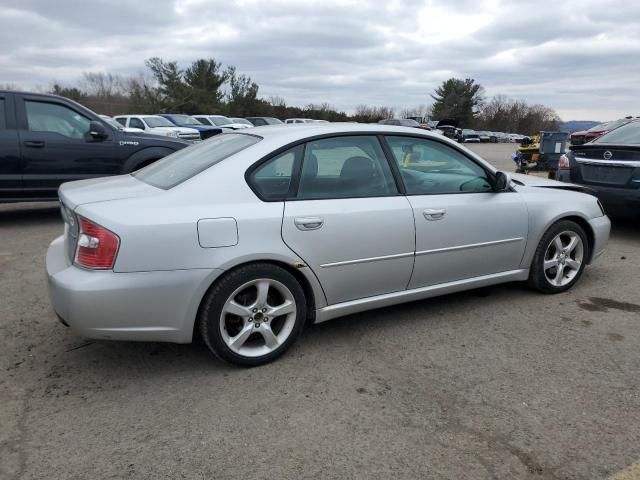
[1, 143, 639, 479]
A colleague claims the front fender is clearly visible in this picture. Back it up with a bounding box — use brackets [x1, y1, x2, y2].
[120, 147, 176, 173]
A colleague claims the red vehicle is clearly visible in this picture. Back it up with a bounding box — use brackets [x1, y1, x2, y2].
[570, 117, 635, 145]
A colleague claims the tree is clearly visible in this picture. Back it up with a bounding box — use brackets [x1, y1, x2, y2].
[183, 59, 228, 113]
[431, 78, 484, 126]
[225, 66, 260, 116]
[476, 95, 562, 134]
[145, 57, 190, 112]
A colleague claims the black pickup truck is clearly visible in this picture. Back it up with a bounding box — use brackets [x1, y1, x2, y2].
[0, 91, 190, 202]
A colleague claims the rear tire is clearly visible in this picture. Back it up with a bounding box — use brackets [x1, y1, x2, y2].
[198, 263, 306, 366]
[528, 220, 589, 294]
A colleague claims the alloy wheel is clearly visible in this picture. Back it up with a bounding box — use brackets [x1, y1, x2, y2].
[543, 231, 584, 287]
[219, 278, 297, 358]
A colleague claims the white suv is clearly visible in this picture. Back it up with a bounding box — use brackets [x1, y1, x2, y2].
[113, 115, 201, 141]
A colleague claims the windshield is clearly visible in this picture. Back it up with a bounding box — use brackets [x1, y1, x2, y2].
[135, 134, 261, 189]
[169, 115, 202, 126]
[593, 120, 640, 145]
[462, 129, 476, 134]
[209, 116, 233, 126]
[144, 116, 175, 128]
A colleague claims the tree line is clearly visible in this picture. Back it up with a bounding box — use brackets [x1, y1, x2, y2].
[18, 56, 561, 133]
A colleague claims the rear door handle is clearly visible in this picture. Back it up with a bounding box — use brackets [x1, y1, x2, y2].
[294, 217, 324, 231]
[423, 208, 446, 221]
[24, 140, 45, 148]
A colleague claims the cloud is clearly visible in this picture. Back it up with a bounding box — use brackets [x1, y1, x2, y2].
[0, 0, 639, 120]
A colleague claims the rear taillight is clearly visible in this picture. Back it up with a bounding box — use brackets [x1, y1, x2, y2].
[558, 154, 569, 170]
[75, 217, 120, 270]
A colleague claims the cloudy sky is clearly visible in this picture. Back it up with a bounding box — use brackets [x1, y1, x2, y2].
[1, 0, 639, 120]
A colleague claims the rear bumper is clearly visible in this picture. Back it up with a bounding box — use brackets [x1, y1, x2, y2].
[592, 186, 640, 217]
[46, 235, 223, 343]
[587, 215, 610, 263]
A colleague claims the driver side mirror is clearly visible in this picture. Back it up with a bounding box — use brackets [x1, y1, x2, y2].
[87, 120, 109, 141]
[493, 171, 511, 192]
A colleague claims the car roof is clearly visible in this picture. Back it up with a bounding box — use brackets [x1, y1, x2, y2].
[236, 123, 455, 141]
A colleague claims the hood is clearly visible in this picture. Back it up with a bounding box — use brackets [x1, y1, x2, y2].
[59, 174, 161, 209]
[511, 173, 596, 194]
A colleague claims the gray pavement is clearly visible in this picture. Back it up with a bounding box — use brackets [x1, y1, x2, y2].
[1, 143, 639, 479]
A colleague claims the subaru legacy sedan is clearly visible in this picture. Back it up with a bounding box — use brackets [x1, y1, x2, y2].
[47, 125, 610, 366]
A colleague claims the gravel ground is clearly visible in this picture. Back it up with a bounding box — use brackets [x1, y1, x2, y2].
[1, 143, 639, 479]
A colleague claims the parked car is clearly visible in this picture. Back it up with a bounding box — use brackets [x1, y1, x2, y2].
[378, 118, 427, 129]
[0, 91, 189, 202]
[246, 117, 284, 126]
[230, 118, 255, 127]
[193, 115, 251, 130]
[46, 124, 609, 366]
[570, 117, 635, 146]
[477, 131, 493, 143]
[437, 125, 458, 141]
[285, 118, 315, 124]
[462, 129, 480, 143]
[558, 119, 640, 217]
[113, 115, 200, 141]
[495, 132, 509, 143]
[99, 115, 144, 134]
[157, 114, 221, 139]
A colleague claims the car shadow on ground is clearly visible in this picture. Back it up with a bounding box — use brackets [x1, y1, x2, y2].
[48, 281, 526, 380]
[0, 202, 61, 227]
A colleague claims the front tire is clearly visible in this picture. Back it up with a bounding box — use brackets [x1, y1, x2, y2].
[198, 264, 306, 366]
[528, 220, 589, 293]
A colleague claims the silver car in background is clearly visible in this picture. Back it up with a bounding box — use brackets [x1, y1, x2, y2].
[46, 125, 610, 366]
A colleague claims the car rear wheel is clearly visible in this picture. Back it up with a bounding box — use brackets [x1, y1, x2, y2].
[199, 263, 306, 366]
[528, 220, 588, 293]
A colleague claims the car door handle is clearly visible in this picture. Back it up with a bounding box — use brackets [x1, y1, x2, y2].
[423, 208, 446, 221]
[24, 140, 45, 148]
[294, 217, 324, 231]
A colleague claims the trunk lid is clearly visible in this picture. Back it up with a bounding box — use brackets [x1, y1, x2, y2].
[571, 145, 640, 187]
[59, 174, 161, 210]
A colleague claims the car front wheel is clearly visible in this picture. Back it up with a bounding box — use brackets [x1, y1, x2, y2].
[528, 220, 589, 293]
[199, 263, 306, 366]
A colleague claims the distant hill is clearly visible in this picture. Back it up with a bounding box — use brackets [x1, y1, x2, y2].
[561, 120, 600, 133]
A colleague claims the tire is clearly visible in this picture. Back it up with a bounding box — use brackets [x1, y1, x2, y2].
[198, 263, 307, 366]
[528, 220, 589, 294]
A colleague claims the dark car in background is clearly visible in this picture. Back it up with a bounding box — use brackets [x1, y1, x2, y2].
[558, 120, 640, 217]
[570, 117, 635, 146]
[0, 91, 188, 202]
[461, 129, 480, 143]
[245, 117, 284, 126]
[157, 113, 222, 139]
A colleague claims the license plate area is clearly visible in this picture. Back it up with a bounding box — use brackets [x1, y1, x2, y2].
[580, 165, 633, 185]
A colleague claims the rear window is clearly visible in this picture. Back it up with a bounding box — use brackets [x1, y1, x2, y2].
[593, 121, 640, 145]
[135, 133, 261, 189]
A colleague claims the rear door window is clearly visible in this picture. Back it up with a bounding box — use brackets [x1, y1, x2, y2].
[250, 146, 300, 200]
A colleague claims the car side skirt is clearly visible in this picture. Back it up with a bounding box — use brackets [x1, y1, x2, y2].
[314, 269, 529, 323]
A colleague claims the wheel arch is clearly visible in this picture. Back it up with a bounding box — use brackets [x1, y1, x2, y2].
[120, 146, 175, 173]
[559, 215, 595, 263]
[192, 259, 321, 342]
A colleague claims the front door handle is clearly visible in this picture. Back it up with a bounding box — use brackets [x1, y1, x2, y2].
[294, 217, 324, 231]
[423, 208, 446, 221]
[24, 140, 45, 148]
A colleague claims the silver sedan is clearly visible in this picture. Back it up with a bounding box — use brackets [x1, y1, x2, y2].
[46, 124, 610, 366]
